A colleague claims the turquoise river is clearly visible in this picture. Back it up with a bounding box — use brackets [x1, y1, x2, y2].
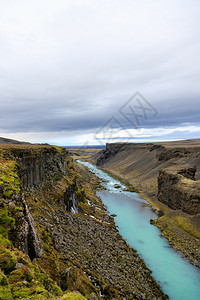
[78, 160, 200, 300]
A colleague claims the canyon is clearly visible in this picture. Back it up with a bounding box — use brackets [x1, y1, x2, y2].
[0, 144, 166, 299]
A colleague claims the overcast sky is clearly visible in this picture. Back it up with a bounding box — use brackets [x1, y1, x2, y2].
[0, 0, 200, 145]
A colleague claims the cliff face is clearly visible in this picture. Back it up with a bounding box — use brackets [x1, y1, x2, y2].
[0, 144, 166, 299]
[5, 145, 67, 188]
[0, 146, 69, 261]
[158, 166, 200, 215]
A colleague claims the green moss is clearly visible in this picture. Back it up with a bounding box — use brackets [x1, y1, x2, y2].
[60, 267, 98, 298]
[31, 268, 62, 297]
[53, 146, 66, 155]
[0, 287, 13, 300]
[0, 270, 12, 300]
[34, 271, 46, 284]
[41, 229, 51, 244]
[14, 207, 22, 212]
[51, 283, 63, 296]
[0, 270, 8, 286]
[9, 267, 34, 284]
[12, 286, 51, 300]
[60, 292, 87, 300]
[9, 264, 58, 299]
[0, 207, 15, 239]
[0, 234, 11, 247]
[0, 248, 16, 274]
[0, 158, 21, 198]
[171, 216, 200, 239]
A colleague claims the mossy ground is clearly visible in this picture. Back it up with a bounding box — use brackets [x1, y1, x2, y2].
[60, 292, 87, 299]
[0, 238, 63, 299]
[150, 205, 200, 266]
[0, 157, 21, 198]
[0, 206, 15, 239]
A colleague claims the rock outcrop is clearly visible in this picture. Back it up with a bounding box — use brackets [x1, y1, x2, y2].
[14, 199, 43, 260]
[95, 143, 126, 166]
[9, 146, 67, 187]
[158, 165, 200, 215]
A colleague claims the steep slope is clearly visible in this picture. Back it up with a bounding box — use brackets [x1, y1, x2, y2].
[94, 141, 200, 196]
[0, 144, 166, 299]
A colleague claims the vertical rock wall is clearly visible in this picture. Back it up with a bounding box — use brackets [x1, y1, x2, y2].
[158, 166, 200, 214]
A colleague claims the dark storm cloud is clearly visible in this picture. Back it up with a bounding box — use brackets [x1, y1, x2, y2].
[0, 0, 200, 144]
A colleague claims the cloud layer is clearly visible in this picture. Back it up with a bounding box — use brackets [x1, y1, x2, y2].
[0, 0, 200, 144]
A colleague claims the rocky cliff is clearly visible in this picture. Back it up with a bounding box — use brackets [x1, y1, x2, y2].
[158, 166, 200, 215]
[94, 141, 200, 212]
[3, 145, 67, 187]
[0, 144, 166, 299]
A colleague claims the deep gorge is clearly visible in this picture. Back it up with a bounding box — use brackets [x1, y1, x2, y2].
[0, 144, 166, 299]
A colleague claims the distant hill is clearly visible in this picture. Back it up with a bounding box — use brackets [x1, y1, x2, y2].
[0, 136, 30, 144]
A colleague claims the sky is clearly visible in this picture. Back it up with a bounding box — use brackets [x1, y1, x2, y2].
[0, 0, 200, 146]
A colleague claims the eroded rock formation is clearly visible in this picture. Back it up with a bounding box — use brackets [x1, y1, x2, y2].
[158, 166, 200, 214]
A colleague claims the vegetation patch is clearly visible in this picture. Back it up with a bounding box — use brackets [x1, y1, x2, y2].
[170, 216, 200, 239]
[0, 287, 13, 300]
[0, 157, 21, 198]
[153, 213, 200, 266]
[60, 292, 87, 300]
[60, 266, 98, 297]
[12, 286, 51, 300]
[0, 206, 15, 239]
[0, 247, 16, 274]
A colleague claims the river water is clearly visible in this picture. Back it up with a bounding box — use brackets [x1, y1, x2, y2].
[78, 160, 200, 300]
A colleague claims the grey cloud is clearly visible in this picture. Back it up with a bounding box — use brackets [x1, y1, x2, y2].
[0, 0, 200, 143]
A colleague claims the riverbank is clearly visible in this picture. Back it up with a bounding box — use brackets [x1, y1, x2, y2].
[97, 165, 200, 268]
